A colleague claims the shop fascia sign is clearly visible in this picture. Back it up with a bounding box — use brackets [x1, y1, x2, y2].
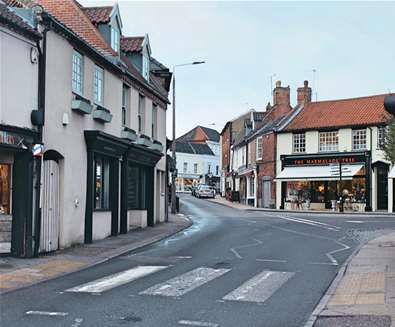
[283, 153, 366, 167]
[0, 130, 27, 148]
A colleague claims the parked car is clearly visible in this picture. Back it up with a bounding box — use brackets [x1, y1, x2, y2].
[196, 184, 215, 198]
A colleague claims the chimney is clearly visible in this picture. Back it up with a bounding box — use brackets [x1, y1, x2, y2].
[297, 80, 312, 106]
[273, 81, 290, 107]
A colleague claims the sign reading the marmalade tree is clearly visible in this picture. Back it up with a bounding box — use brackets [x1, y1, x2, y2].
[282, 153, 367, 167]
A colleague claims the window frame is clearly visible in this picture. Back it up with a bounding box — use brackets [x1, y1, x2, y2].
[293, 132, 306, 153]
[194, 163, 198, 174]
[142, 55, 149, 81]
[138, 94, 145, 133]
[319, 130, 339, 152]
[256, 136, 263, 160]
[352, 129, 367, 151]
[377, 126, 386, 150]
[110, 26, 119, 52]
[94, 155, 110, 210]
[152, 103, 158, 139]
[93, 65, 104, 105]
[72, 50, 83, 95]
[183, 162, 188, 174]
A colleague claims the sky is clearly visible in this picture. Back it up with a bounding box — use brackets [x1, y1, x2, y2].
[81, 0, 395, 137]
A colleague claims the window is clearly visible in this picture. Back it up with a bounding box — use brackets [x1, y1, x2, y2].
[0, 164, 11, 215]
[142, 55, 149, 81]
[352, 129, 367, 150]
[248, 177, 255, 197]
[256, 136, 263, 160]
[378, 126, 386, 149]
[94, 156, 110, 210]
[138, 94, 145, 133]
[183, 162, 188, 174]
[111, 27, 119, 52]
[293, 133, 306, 153]
[194, 163, 198, 174]
[208, 163, 211, 174]
[319, 131, 339, 152]
[72, 50, 83, 94]
[94, 65, 104, 105]
[152, 104, 158, 139]
[216, 165, 219, 175]
[122, 85, 129, 126]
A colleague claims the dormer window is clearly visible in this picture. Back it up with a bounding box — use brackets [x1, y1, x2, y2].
[111, 27, 119, 52]
[142, 55, 149, 81]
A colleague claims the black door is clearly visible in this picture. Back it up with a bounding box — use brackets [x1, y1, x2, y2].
[377, 166, 388, 210]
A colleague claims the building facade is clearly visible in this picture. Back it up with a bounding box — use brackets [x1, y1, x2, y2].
[2, 0, 171, 256]
[276, 93, 394, 213]
[175, 126, 220, 192]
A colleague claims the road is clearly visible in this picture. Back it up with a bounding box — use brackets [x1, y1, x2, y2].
[1, 194, 395, 327]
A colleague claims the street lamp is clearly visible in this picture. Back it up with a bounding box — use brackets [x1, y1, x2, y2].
[171, 61, 205, 214]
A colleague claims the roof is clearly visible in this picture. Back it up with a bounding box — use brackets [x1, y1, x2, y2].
[177, 126, 220, 143]
[37, 0, 115, 56]
[284, 93, 394, 132]
[0, 2, 41, 40]
[83, 6, 112, 25]
[175, 142, 215, 155]
[121, 36, 144, 53]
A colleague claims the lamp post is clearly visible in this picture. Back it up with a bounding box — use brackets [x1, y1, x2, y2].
[171, 61, 205, 214]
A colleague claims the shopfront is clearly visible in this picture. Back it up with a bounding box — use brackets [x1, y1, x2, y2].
[0, 126, 38, 256]
[277, 152, 371, 212]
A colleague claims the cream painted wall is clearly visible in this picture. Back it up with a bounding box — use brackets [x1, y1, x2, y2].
[92, 211, 112, 241]
[0, 27, 38, 129]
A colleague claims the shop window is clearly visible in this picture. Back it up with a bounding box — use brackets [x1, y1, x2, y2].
[352, 129, 367, 151]
[94, 156, 110, 210]
[293, 133, 306, 153]
[0, 164, 11, 215]
[319, 131, 339, 152]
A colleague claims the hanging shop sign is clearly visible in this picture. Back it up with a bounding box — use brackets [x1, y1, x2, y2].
[32, 143, 44, 157]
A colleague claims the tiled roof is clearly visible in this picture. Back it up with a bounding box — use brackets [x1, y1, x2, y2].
[177, 126, 220, 143]
[284, 93, 394, 131]
[121, 36, 144, 53]
[36, 0, 115, 56]
[175, 142, 214, 155]
[200, 126, 220, 142]
[83, 6, 112, 25]
[0, 2, 41, 39]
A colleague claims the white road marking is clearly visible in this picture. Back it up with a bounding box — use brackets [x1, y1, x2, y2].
[325, 239, 350, 266]
[230, 238, 263, 259]
[346, 220, 364, 224]
[66, 266, 167, 294]
[26, 311, 68, 316]
[178, 320, 219, 327]
[71, 318, 83, 327]
[263, 213, 340, 231]
[223, 270, 295, 303]
[256, 259, 287, 263]
[140, 267, 230, 297]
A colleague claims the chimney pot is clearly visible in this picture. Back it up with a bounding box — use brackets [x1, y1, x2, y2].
[304, 80, 308, 87]
[297, 80, 312, 106]
[275, 80, 281, 87]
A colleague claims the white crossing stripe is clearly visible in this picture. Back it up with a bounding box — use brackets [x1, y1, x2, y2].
[223, 270, 295, 303]
[140, 267, 230, 297]
[178, 320, 219, 327]
[26, 311, 68, 316]
[66, 266, 167, 294]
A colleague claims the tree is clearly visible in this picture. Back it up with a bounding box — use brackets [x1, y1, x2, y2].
[383, 117, 395, 164]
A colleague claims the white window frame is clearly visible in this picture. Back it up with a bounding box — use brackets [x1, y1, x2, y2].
[352, 129, 367, 151]
[142, 55, 149, 81]
[111, 27, 119, 52]
[378, 126, 386, 150]
[72, 50, 83, 94]
[256, 136, 263, 160]
[183, 162, 188, 174]
[94, 65, 104, 105]
[247, 176, 255, 198]
[138, 94, 145, 133]
[122, 85, 129, 127]
[319, 131, 339, 152]
[293, 133, 306, 153]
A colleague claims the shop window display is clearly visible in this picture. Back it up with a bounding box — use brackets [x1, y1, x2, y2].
[0, 164, 11, 215]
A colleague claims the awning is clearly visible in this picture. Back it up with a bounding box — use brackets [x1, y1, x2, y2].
[276, 164, 364, 181]
[389, 167, 395, 178]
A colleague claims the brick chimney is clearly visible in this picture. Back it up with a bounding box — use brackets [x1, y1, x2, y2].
[297, 80, 312, 106]
[273, 81, 290, 106]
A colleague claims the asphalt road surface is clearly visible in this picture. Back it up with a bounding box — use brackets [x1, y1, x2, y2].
[1, 194, 395, 327]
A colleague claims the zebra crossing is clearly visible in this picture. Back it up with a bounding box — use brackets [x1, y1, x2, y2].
[64, 264, 296, 304]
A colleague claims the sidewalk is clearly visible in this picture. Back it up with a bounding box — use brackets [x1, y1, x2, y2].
[0, 213, 191, 294]
[313, 231, 395, 327]
[207, 196, 395, 216]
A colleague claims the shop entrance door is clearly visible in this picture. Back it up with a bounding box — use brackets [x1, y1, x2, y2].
[40, 160, 60, 253]
[262, 178, 271, 208]
[377, 166, 388, 210]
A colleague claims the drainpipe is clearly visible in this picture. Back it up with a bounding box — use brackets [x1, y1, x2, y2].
[33, 27, 48, 257]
